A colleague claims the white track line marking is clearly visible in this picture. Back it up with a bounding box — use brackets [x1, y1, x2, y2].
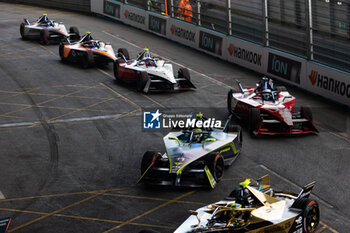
[259, 164, 334, 209]
[0, 114, 123, 128]
[98, 67, 166, 109]
[102, 30, 231, 89]
[0, 191, 5, 199]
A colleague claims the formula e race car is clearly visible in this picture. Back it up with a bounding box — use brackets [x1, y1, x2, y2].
[227, 77, 318, 136]
[59, 32, 117, 68]
[173, 175, 320, 233]
[113, 48, 196, 93]
[137, 114, 242, 189]
[20, 14, 80, 45]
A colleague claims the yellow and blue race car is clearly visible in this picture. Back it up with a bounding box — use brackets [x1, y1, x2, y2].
[138, 115, 242, 189]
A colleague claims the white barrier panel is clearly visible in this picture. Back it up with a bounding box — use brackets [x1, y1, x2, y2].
[166, 18, 198, 48]
[225, 37, 266, 74]
[147, 12, 168, 38]
[91, 0, 103, 14]
[263, 49, 306, 87]
[304, 63, 350, 106]
[122, 4, 148, 31]
[196, 28, 226, 60]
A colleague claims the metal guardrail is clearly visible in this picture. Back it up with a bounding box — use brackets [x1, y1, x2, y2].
[116, 0, 350, 73]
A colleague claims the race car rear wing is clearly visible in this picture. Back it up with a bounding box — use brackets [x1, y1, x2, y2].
[291, 181, 316, 208]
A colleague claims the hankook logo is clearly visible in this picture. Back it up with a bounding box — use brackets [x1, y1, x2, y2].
[228, 43, 262, 66]
[309, 70, 350, 98]
[124, 10, 145, 25]
[170, 25, 195, 42]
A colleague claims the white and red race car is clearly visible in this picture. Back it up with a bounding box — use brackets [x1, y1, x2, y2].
[20, 14, 80, 45]
[113, 48, 196, 93]
[227, 77, 318, 136]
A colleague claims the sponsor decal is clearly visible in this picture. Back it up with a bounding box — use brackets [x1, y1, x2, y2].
[0, 217, 11, 233]
[124, 10, 145, 25]
[267, 53, 301, 84]
[170, 25, 195, 42]
[103, 0, 120, 18]
[143, 110, 162, 129]
[295, 216, 302, 225]
[143, 110, 222, 129]
[149, 15, 166, 35]
[228, 43, 262, 66]
[199, 31, 222, 55]
[309, 70, 350, 98]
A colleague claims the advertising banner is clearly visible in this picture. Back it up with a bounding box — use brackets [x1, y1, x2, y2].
[226, 37, 266, 74]
[197, 30, 224, 58]
[122, 5, 148, 31]
[304, 63, 350, 106]
[148, 13, 167, 37]
[264, 50, 306, 86]
[103, 0, 121, 18]
[167, 18, 198, 47]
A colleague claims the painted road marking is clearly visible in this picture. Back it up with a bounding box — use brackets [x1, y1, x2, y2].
[259, 164, 334, 209]
[0, 191, 5, 200]
[102, 190, 196, 233]
[0, 114, 123, 128]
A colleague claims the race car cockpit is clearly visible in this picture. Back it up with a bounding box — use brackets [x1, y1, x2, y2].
[37, 14, 54, 26]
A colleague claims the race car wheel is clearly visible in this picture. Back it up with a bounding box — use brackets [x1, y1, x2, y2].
[118, 48, 130, 60]
[249, 108, 261, 135]
[208, 154, 224, 181]
[141, 151, 159, 175]
[293, 198, 320, 232]
[178, 68, 191, 88]
[300, 105, 313, 121]
[40, 29, 50, 45]
[81, 52, 94, 69]
[137, 71, 149, 92]
[113, 59, 123, 82]
[69, 26, 80, 40]
[20, 23, 26, 39]
[59, 43, 66, 61]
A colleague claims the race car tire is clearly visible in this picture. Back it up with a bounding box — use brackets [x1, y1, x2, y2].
[208, 153, 224, 182]
[227, 125, 242, 147]
[40, 29, 50, 45]
[249, 108, 261, 135]
[141, 151, 158, 175]
[293, 198, 320, 232]
[137, 71, 149, 92]
[300, 105, 313, 122]
[59, 42, 67, 61]
[20, 23, 26, 39]
[81, 51, 94, 69]
[113, 59, 123, 82]
[276, 85, 287, 92]
[178, 67, 191, 88]
[69, 26, 80, 40]
[118, 48, 130, 60]
[227, 88, 239, 114]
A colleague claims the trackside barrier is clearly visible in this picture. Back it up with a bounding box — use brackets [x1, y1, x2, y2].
[91, 0, 350, 106]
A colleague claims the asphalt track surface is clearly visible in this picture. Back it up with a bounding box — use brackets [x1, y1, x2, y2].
[0, 2, 349, 233]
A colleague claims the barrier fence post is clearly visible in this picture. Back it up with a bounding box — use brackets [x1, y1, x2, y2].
[306, 0, 314, 60]
[171, 0, 174, 17]
[227, 0, 232, 35]
[263, 0, 269, 46]
[197, 0, 201, 26]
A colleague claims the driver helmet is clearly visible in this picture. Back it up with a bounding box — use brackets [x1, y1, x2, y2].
[239, 179, 251, 189]
[39, 14, 49, 24]
[262, 89, 272, 101]
[83, 32, 93, 42]
[192, 128, 203, 142]
[144, 48, 151, 59]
